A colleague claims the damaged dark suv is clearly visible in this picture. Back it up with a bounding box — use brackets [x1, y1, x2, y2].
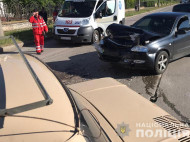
[94, 12, 190, 74]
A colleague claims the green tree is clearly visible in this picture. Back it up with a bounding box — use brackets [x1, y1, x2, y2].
[125, 0, 136, 9]
[158, 0, 160, 7]
[3, 0, 63, 7]
[2, 0, 64, 20]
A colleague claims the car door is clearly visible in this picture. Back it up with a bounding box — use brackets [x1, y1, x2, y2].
[95, 0, 117, 32]
[173, 17, 190, 59]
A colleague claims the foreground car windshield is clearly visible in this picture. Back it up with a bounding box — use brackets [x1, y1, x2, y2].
[58, 1, 96, 18]
[132, 16, 176, 35]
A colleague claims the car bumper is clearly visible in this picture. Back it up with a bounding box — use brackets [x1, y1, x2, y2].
[54, 26, 93, 43]
[95, 44, 156, 69]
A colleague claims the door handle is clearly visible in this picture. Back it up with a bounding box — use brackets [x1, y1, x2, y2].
[113, 16, 117, 21]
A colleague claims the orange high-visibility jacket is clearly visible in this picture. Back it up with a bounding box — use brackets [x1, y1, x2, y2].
[29, 15, 48, 35]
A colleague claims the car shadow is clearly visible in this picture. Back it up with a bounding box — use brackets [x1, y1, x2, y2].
[47, 51, 154, 84]
[23, 39, 91, 48]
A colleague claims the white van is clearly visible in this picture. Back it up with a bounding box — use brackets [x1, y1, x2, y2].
[53, 0, 125, 43]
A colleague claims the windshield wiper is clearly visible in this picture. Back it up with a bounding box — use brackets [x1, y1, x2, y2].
[0, 36, 53, 117]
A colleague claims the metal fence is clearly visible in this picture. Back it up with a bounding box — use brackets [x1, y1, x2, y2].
[0, 0, 63, 22]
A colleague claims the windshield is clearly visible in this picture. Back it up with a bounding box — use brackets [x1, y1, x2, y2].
[58, 1, 96, 18]
[132, 16, 176, 35]
[173, 4, 190, 12]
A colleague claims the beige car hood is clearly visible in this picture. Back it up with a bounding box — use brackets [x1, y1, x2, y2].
[69, 78, 189, 142]
[0, 54, 87, 142]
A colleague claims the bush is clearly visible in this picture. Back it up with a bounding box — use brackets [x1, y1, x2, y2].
[147, 1, 155, 7]
[125, 0, 179, 9]
[125, 0, 136, 9]
[125, 0, 156, 8]
[140, 1, 155, 7]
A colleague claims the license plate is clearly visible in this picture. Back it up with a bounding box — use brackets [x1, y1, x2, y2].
[61, 37, 71, 40]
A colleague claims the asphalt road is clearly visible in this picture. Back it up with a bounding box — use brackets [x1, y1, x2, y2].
[22, 5, 190, 123]
[125, 5, 173, 25]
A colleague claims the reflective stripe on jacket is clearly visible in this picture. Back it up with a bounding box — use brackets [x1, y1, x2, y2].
[29, 16, 48, 35]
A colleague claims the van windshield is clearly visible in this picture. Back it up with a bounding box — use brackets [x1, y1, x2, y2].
[58, 1, 96, 18]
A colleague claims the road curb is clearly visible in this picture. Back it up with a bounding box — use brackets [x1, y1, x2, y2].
[0, 35, 53, 53]
[0, 42, 24, 53]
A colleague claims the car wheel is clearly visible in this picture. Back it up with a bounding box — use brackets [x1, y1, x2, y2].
[154, 51, 169, 74]
[92, 30, 100, 43]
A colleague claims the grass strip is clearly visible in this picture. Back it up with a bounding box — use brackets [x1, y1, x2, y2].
[0, 24, 53, 47]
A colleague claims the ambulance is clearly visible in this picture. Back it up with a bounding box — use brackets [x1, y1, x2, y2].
[53, 0, 125, 43]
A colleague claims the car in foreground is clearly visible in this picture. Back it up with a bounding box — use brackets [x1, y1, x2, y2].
[94, 12, 190, 74]
[173, 3, 190, 12]
[0, 36, 190, 141]
[180, 0, 189, 4]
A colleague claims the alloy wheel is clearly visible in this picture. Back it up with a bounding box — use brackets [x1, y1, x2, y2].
[158, 55, 168, 71]
[154, 51, 169, 74]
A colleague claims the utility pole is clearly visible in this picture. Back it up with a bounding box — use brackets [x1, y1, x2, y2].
[138, 0, 140, 11]
[0, 0, 4, 37]
[0, 19, 4, 37]
[158, 0, 160, 7]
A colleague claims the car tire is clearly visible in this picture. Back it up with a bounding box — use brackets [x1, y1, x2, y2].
[92, 30, 100, 44]
[154, 51, 169, 74]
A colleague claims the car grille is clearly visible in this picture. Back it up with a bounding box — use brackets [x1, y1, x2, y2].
[57, 29, 76, 35]
[153, 115, 190, 135]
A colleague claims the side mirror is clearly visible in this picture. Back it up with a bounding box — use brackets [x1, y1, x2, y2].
[176, 29, 186, 35]
[95, 12, 103, 19]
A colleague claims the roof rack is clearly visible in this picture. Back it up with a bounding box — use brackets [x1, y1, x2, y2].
[0, 36, 53, 116]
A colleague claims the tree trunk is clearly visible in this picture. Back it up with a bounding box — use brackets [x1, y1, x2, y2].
[158, 0, 160, 7]
[138, 0, 140, 11]
[0, 20, 4, 37]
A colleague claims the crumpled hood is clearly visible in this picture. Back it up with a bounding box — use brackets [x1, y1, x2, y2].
[69, 78, 188, 142]
[106, 24, 163, 47]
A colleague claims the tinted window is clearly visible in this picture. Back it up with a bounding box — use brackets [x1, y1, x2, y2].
[96, 0, 103, 10]
[135, 18, 151, 28]
[173, 4, 190, 12]
[96, 0, 115, 17]
[96, 2, 106, 17]
[106, 0, 116, 16]
[177, 17, 190, 30]
[133, 16, 176, 35]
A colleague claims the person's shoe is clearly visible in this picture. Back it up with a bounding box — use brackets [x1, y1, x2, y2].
[37, 52, 41, 55]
